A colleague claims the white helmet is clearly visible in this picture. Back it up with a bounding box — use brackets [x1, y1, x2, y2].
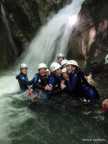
[61, 59, 68, 66]
[66, 60, 79, 67]
[38, 63, 47, 70]
[105, 54, 108, 64]
[62, 68, 67, 73]
[50, 62, 61, 72]
[20, 63, 28, 69]
[57, 53, 64, 58]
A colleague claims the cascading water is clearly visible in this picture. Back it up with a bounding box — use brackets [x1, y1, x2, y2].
[0, 0, 85, 95]
[0, 1, 107, 144]
[24, 0, 85, 72]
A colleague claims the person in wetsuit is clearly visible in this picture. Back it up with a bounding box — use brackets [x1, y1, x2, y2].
[62, 60, 99, 104]
[31, 63, 50, 103]
[16, 63, 31, 91]
[32, 63, 48, 91]
[47, 62, 63, 95]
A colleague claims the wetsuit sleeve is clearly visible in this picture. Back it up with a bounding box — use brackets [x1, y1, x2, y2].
[48, 76, 55, 87]
[30, 77, 36, 85]
[16, 75, 19, 80]
[31, 74, 39, 84]
[17, 75, 31, 87]
[67, 73, 78, 92]
[31, 74, 39, 89]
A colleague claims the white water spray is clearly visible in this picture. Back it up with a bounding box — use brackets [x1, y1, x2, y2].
[0, 0, 85, 97]
[0, 0, 85, 109]
[24, 0, 85, 72]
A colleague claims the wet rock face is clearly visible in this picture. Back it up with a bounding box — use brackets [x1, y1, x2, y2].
[0, 0, 108, 70]
[82, 0, 108, 22]
[0, 0, 71, 70]
[0, 0, 41, 69]
[87, 1, 108, 72]
[82, 0, 108, 61]
[0, 16, 16, 69]
[68, 0, 108, 70]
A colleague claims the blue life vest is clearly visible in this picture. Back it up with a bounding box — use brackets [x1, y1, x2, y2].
[48, 74, 63, 94]
[32, 73, 48, 90]
[16, 73, 31, 91]
[48, 74, 62, 90]
[66, 70, 99, 100]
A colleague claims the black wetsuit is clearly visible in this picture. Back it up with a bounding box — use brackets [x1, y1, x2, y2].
[16, 73, 31, 91]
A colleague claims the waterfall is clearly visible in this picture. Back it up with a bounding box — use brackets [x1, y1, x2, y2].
[0, 1, 85, 142]
[24, 0, 85, 72]
[0, 0, 85, 95]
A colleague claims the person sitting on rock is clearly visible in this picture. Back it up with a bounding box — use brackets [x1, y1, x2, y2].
[32, 63, 48, 91]
[65, 60, 99, 103]
[16, 63, 31, 91]
[46, 62, 63, 95]
[31, 63, 50, 103]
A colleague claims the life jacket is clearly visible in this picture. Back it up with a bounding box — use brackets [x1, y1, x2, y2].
[32, 73, 48, 90]
[48, 74, 62, 93]
[65, 71, 81, 94]
[16, 73, 30, 91]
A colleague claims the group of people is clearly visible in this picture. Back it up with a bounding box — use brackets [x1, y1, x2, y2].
[16, 53, 99, 105]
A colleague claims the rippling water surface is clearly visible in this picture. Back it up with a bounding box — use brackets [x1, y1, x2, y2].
[0, 74, 108, 144]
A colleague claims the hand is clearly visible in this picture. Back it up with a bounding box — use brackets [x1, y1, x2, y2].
[27, 88, 33, 96]
[61, 83, 66, 90]
[44, 85, 53, 91]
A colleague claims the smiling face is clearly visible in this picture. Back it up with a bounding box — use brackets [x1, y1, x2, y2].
[71, 65, 77, 72]
[39, 68, 47, 77]
[55, 68, 62, 77]
[66, 64, 77, 74]
[66, 64, 72, 74]
[57, 57, 64, 65]
[20, 68, 28, 75]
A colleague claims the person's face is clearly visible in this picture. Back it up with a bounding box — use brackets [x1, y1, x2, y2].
[58, 57, 64, 64]
[55, 68, 61, 76]
[39, 68, 47, 76]
[62, 72, 69, 80]
[20, 68, 28, 75]
[66, 65, 72, 74]
[71, 65, 76, 72]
